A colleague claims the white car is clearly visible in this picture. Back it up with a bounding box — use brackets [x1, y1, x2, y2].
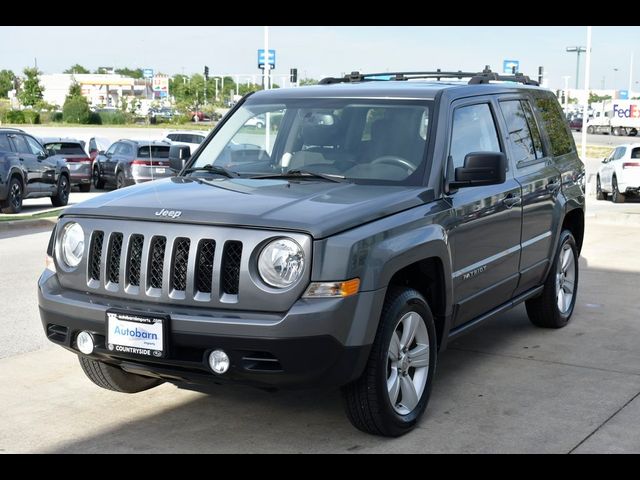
[162, 130, 208, 153]
[597, 143, 640, 203]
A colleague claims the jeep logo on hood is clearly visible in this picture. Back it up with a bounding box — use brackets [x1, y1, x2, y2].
[155, 208, 182, 219]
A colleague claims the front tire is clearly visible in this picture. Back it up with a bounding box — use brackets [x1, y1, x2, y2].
[1, 177, 23, 214]
[51, 175, 70, 207]
[93, 167, 105, 189]
[526, 230, 579, 329]
[116, 171, 126, 189]
[612, 176, 626, 203]
[596, 176, 608, 201]
[79, 356, 162, 393]
[587, 126, 595, 134]
[342, 287, 437, 437]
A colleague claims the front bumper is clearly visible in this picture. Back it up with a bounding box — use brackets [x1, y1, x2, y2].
[38, 270, 384, 389]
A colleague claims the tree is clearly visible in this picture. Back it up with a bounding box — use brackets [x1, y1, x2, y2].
[115, 68, 144, 79]
[0, 70, 16, 98]
[64, 64, 90, 74]
[299, 78, 319, 86]
[589, 92, 612, 104]
[18, 68, 44, 107]
[63, 81, 90, 124]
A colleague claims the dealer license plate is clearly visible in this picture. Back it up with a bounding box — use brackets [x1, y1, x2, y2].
[106, 310, 167, 358]
[155, 168, 166, 174]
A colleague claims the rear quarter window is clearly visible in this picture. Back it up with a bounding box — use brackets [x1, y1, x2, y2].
[534, 94, 576, 157]
[45, 143, 86, 155]
[0, 134, 11, 152]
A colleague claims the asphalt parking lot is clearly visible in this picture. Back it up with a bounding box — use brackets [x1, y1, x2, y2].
[1, 193, 640, 453]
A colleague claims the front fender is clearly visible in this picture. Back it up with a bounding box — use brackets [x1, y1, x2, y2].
[311, 202, 454, 305]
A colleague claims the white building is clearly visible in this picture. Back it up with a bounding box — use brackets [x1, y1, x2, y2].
[40, 73, 152, 108]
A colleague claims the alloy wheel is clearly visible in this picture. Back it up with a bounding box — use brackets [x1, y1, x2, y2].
[387, 312, 430, 415]
[556, 243, 576, 314]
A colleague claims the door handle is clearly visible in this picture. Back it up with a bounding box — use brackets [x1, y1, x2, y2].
[547, 180, 561, 193]
[502, 194, 522, 209]
[18, 157, 24, 162]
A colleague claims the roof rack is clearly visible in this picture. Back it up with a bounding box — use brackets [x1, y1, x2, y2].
[319, 66, 539, 87]
[0, 127, 26, 133]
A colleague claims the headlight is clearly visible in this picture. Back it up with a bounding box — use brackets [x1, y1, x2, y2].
[258, 238, 304, 288]
[61, 222, 85, 268]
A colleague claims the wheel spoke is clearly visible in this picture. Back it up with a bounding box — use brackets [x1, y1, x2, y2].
[387, 370, 400, 405]
[408, 344, 429, 368]
[563, 279, 575, 294]
[400, 313, 419, 349]
[399, 375, 419, 411]
[389, 333, 401, 361]
[561, 249, 572, 271]
[557, 289, 565, 312]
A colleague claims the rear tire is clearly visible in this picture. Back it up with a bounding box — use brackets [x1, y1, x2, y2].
[51, 175, 70, 207]
[1, 177, 23, 214]
[587, 126, 595, 134]
[341, 287, 437, 437]
[79, 183, 91, 193]
[526, 230, 578, 329]
[612, 176, 626, 203]
[93, 167, 105, 190]
[78, 356, 162, 393]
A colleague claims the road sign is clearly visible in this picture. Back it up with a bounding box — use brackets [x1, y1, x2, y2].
[152, 76, 169, 98]
[619, 90, 629, 100]
[503, 60, 520, 74]
[258, 49, 276, 69]
[143, 68, 154, 79]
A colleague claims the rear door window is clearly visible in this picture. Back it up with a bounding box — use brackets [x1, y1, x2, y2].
[9, 135, 31, 154]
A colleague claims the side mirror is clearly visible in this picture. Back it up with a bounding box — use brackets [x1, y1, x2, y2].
[450, 152, 507, 189]
[169, 145, 191, 171]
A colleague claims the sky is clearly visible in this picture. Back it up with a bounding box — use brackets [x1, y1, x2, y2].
[1, 26, 639, 91]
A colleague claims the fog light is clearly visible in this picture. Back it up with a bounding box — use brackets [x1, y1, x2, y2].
[208, 349, 230, 374]
[77, 331, 94, 355]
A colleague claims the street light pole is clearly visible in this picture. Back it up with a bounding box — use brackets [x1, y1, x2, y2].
[581, 27, 592, 161]
[562, 75, 571, 112]
[566, 46, 587, 89]
[613, 68, 619, 91]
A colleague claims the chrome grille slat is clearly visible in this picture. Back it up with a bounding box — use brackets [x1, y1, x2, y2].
[107, 233, 123, 285]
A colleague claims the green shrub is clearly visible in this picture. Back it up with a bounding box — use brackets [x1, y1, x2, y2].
[98, 111, 131, 125]
[63, 96, 91, 124]
[5, 110, 25, 124]
[39, 111, 64, 123]
[88, 112, 102, 125]
[22, 110, 40, 124]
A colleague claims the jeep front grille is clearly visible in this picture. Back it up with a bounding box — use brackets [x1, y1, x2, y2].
[61, 218, 311, 312]
[86, 229, 245, 301]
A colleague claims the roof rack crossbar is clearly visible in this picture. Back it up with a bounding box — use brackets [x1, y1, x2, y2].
[319, 67, 539, 87]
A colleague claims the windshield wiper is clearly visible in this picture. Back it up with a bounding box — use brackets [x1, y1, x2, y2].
[252, 169, 346, 183]
[183, 164, 239, 179]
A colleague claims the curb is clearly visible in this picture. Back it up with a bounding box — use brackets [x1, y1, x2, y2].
[0, 217, 58, 232]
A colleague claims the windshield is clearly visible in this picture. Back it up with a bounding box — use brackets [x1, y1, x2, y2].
[189, 98, 432, 184]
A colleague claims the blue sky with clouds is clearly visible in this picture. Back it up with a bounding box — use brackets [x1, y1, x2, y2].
[1, 26, 638, 90]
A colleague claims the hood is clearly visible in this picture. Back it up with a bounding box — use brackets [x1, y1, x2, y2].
[63, 177, 433, 238]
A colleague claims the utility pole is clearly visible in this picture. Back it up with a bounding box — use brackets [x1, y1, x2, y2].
[264, 26, 271, 153]
[562, 76, 571, 112]
[629, 52, 635, 94]
[581, 27, 592, 161]
[566, 46, 586, 89]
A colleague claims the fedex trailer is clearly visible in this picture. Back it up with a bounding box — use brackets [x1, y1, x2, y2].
[586, 100, 640, 136]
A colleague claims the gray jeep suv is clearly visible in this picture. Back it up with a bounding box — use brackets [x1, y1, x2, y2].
[39, 69, 585, 436]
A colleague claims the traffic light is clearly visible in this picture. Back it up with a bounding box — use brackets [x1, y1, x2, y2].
[290, 68, 298, 84]
[204, 66, 209, 81]
[538, 66, 544, 85]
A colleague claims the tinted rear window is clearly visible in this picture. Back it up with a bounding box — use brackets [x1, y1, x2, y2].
[0, 134, 11, 152]
[534, 94, 575, 156]
[138, 146, 170, 158]
[44, 142, 86, 156]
